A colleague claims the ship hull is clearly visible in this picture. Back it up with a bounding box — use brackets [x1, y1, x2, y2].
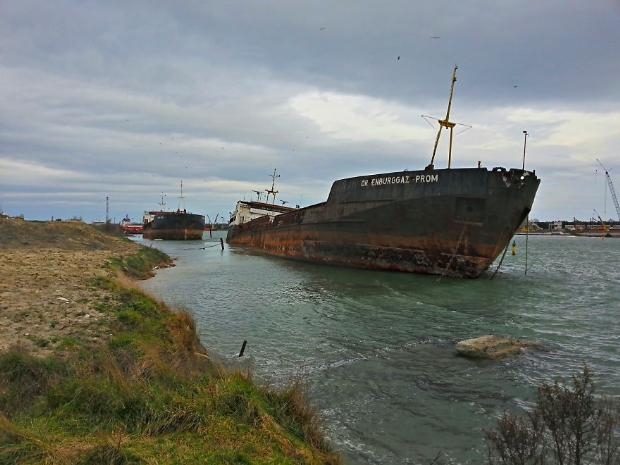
[143, 212, 205, 240]
[227, 168, 540, 278]
[121, 224, 144, 235]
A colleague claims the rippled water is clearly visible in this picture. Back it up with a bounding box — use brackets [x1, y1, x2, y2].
[138, 232, 620, 464]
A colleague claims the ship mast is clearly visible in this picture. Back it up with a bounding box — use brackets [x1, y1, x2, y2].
[428, 65, 458, 170]
[265, 168, 280, 204]
[178, 180, 186, 212]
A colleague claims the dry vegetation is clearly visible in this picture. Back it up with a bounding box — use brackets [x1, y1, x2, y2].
[486, 367, 620, 465]
[0, 218, 341, 465]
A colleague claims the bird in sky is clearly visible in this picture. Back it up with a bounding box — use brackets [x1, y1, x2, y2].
[397, 56, 400, 61]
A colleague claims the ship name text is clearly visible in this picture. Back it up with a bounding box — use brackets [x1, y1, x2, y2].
[360, 174, 439, 187]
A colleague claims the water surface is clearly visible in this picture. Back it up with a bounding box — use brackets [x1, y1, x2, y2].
[139, 233, 620, 464]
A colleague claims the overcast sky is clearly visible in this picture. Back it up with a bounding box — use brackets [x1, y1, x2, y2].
[2, 0, 620, 223]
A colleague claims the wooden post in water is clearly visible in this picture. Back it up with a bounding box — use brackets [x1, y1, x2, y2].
[238, 340, 247, 357]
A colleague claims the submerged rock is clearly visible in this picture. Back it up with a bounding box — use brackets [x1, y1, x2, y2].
[455, 335, 538, 360]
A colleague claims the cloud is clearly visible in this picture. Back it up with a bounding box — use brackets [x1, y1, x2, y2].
[506, 108, 620, 155]
[289, 91, 428, 143]
[0, 158, 88, 186]
[0, 0, 619, 222]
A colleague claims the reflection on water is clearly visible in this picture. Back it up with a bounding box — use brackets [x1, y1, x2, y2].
[139, 233, 620, 464]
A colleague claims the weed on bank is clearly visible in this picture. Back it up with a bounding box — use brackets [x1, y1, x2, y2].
[0, 247, 341, 465]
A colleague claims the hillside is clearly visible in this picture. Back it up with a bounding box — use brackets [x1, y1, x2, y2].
[0, 218, 340, 464]
[0, 218, 147, 355]
[0, 218, 131, 251]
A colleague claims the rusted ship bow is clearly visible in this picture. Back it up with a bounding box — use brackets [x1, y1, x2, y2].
[226, 67, 540, 278]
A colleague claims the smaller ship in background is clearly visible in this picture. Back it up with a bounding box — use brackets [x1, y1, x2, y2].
[120, 215, 144, 235]
[143, 182, 205, 240]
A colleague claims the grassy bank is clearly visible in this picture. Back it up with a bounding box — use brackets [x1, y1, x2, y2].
[0, 224, 340, 464]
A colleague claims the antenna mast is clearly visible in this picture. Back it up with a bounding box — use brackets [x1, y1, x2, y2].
[428, 65, 458, 170]
[105, 196, 110, 224]
[265, 169, 280, 204]
[178, 180, 186, 211]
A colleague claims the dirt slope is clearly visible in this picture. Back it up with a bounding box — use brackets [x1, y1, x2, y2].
[0, 218, 140, 355]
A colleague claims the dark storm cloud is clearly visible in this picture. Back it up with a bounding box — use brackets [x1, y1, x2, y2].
[1, 0, 619, 221]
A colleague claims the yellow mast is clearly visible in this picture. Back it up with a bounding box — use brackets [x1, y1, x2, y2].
[428, 65, 458, 170]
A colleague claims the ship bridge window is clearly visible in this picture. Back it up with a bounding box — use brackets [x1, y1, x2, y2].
[455, 197, 486, 224]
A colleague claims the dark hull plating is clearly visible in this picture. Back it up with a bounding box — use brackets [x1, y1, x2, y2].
[143, 212, 205, 240]
[226, 168, 540, 278]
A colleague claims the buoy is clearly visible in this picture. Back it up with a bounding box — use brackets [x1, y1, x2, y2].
[511, 240, 517, 255]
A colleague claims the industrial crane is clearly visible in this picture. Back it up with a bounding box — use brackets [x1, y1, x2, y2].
[593, 208, 610, 236]
[596, 158, 620, 221]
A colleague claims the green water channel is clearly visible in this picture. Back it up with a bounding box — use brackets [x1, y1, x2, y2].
[139, 233, 620, 464]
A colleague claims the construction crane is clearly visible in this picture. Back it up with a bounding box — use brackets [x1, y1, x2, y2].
[596, 158, 620, 221]
[593, 209, 611, 237]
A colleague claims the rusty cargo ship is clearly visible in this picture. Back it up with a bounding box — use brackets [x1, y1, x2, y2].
[143, 210, 205, 240]
[142, 183, 205, 240]
[226, 67, 540, 278]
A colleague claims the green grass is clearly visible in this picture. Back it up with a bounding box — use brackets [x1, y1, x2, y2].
[0, 245, 341, 465]
[107, 246, 172, 279]
[0, 351, 70, 415]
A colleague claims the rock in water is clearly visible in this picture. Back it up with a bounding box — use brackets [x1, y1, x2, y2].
[455, 335, 536, 360]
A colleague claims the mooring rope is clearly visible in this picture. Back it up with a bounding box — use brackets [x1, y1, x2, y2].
[524, 215, 530, 275]
[490, 243, 509, 280]
[201, 243, 224, 249]
[181, 242, 224, 250]
[437, 225, 467, 282]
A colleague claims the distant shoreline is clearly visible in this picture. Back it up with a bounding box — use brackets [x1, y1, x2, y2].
[516, 230, 619, 238]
